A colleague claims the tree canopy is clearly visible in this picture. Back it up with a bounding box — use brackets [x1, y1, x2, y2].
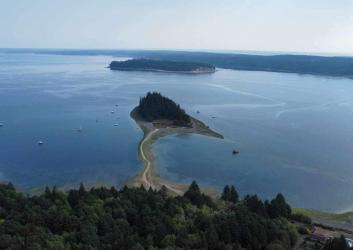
[138, 92, 191, 126]
[221, 185, 239, 203]
[0, 181, 298, 249]
[109, 58, 215, 73]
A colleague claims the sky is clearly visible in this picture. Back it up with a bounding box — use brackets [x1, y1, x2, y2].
[0, 0, 353, 54]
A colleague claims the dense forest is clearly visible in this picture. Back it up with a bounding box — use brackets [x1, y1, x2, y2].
[109, 59, 215, 73]
[138, 92, 191, 126]
[143, 52, 353, 78]
[0, 181, 301, 249]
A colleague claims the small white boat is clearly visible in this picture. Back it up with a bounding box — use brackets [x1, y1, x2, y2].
[0, 123, 3, 127]
[37, 141, 44, 145]
[114, 124, 118, 126]
[111, 111, 115, 114]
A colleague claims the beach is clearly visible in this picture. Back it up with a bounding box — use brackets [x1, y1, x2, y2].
[129, 107, 223, 195]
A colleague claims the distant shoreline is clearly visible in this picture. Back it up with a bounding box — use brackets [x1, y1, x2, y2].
[4, 48, 353, 78]
[109, 58, 216, 74]
[109, 67, 216, 74]
[129, 107, 223, 195]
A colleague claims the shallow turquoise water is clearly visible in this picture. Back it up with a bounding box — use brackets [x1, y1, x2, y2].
[1, 52, 353, 211]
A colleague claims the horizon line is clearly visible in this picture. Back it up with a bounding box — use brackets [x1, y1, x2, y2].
[1, 47, 353, 57]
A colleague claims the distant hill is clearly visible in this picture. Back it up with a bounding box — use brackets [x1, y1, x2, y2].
[109, 58, 215, 73]
[141, 52, 353, 78]
[137, 92, 191, 126]
[4, 49, 353, 77]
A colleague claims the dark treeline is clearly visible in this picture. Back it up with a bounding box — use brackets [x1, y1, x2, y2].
[145, 52, 353, 78]
[138, 92, 191, 126]
[109, 59, 215, 73]
[6, 49, 353, 78]
[0, 181, 299, 249]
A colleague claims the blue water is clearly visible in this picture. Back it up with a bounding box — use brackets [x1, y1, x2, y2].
[0, 53, 143, 189]
[1, 51, 353, 211]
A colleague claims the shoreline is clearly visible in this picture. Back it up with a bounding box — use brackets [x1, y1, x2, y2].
[128, 107, 353, 231]
[129, 107, 223, 195]
[109, 67, 216, 74]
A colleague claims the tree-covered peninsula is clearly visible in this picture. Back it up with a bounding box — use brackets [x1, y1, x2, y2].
[0, 181, 301, 249]
[109, 58, 216, 73]
[130, 92, 223, 193]
[137, 92, 191, 126]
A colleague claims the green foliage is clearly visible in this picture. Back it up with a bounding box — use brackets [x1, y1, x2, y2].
[297, 226, 311, 235]
[221, 185, 239, 203]
[290, 212, 312, 224]
[243, 193, 292, 220]
[292, 207, 353, 224]
[183, 181, 214, 208]
[287, 223, 299, 246]
[143, 52, 353, 78]
[138, 92, 191, 126]
[244, 194, 268, 216]
[0, 182, 296, 249]
[268, 193, 291, 218]
[109, 58, 215, 73]
[265, 242, 286, 250]
[45, 235, 68, 250]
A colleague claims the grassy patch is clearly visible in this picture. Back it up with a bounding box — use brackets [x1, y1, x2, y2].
[293, 208, 353, 223]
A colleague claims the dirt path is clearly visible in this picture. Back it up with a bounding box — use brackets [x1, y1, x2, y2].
[130, 107, 222, 195]
[138, 128, 185, 195]
[139, 128, 159, 190]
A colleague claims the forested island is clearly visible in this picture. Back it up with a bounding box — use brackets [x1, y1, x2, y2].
[109, 58, 216, 73]
[7, 49, 353, 78]
[130, 92, 223, 194]
[141, 52, 353, 78]
[138, 92, 191, 126]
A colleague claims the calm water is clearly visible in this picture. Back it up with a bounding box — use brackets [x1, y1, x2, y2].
[1, 52, 353, 211]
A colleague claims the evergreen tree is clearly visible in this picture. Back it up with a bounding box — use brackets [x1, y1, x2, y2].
[184, 181, 204, 207]
[78, 183, 86, 197]
[221, 185, 231, 201]
[138, 92, 191, 126]
[0, 181, 296, 249]
[268, 193, 291, 218]
[244, 195, 267, 216]
[221, 185, 239, 203]
[44, 186, 51, 198]
[229, 186, 239, 203]
[6, 182, 15, 191]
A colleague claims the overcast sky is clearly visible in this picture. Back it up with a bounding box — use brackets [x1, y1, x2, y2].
[1, 0, 353, 54]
